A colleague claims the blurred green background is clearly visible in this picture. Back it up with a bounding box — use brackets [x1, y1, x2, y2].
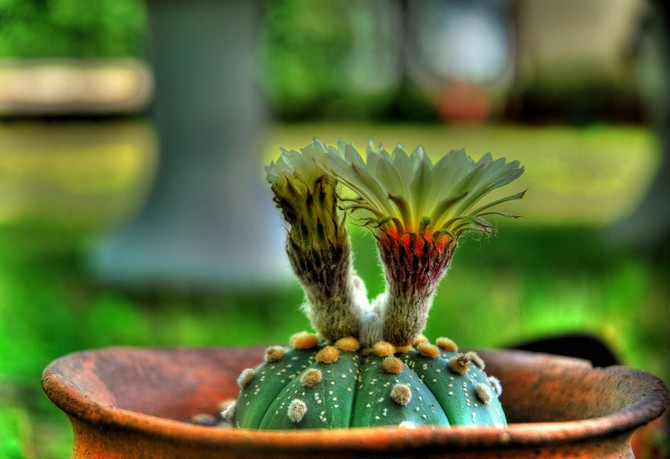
[1, 0, 669, 458]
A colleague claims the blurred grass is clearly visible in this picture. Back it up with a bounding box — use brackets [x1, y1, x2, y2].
[0, 122, 668, 457]
[0, 120, 157, 226]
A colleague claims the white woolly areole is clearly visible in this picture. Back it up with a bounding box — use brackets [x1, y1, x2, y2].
[288, 399, 308, 424]
[399, 421, 416, 429]
[488, 376, 503, 396]
[390, 383, 412, 406]
[465, 351, 485, 369]
[300, 368, 323, 387]
[265, 345, 286, 363]
[351, 274, 370, 311]
[475, 383, 493, 405]
[220, 402, 236, 422]
[237, 368, 255, 389]
[358, 293, 386, 346]
[448, 353, 471, 376]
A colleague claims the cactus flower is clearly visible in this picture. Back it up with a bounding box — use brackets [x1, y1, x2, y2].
[326, 139, 525, 346]
[265, 139, 367, 342]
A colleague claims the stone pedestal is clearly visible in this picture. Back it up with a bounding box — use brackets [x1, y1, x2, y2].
[92, 0, 288, 288]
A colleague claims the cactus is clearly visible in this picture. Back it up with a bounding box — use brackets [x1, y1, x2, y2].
[227, 138, 524, 429]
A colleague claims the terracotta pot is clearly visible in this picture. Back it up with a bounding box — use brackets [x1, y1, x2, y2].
[42, 346, 669, 458]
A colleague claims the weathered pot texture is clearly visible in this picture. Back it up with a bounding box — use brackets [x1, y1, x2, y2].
[42, 346, 669, 458]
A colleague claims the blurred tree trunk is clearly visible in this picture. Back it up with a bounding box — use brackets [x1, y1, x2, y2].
[91, 0, 288, 288]
[608, 0, 670, 256]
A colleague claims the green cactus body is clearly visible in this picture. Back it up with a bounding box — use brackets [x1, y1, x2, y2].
[404, 347, 506, 427]
[258, 346, 358, 429]
[234, 346, 316, 429]
[231, 336, 506, 430]
[351, 351, 449, 427]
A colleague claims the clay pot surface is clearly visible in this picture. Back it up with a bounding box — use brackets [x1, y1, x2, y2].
[42, 346, 669, 458]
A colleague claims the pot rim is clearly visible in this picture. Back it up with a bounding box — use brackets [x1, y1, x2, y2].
[42, 346, 669, 452]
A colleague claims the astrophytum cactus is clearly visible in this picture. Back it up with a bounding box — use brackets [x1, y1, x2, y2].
[225, 138, 524, 430]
